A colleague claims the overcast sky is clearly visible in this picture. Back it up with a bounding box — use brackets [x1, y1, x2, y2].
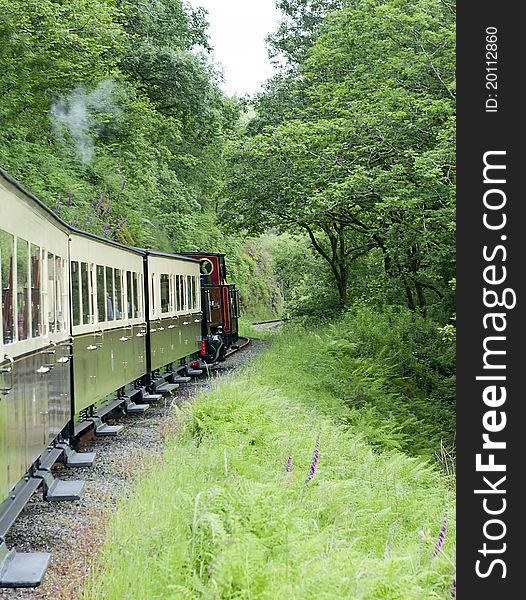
[188, 0, 281, 96]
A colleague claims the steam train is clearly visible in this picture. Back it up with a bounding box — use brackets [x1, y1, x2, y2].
[0, 168, 240, 587]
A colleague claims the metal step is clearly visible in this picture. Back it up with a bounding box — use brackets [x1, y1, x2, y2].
[64, 451, 96, 467]
[171, 375, 191, 384]
[186, 369, 203, 376]
[56, 443, 96, 468]
[34, 471, 85, 502]
[125, 401, 149, 414]
[0, 543, 50, 588]
[90, 417, 123, 436]
[155, 382, 179, 394]
[45, 479, 85, 502]
[141, 393, 162, 403]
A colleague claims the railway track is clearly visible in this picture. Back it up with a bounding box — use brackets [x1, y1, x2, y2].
[224, 336, 251, 358]
[252, 319, 284, 331]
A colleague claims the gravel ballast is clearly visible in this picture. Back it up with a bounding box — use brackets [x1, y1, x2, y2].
[0, 339, 267, 599]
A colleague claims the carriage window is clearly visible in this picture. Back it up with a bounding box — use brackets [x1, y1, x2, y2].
[47, 253, 56, 331]
[0, 230, 14, 344]
[180, 275, 186, 310]
[126, 271, 133, 320]
[30, 244, 42, 337]
[132, 272, 139, 318]
[16, 239, 29, 341]
[115, 269, 122, 319]
[56, 256, 65, 331]
[71, 260, 80, 327]
[105, 267, 114, 321]
[175, 275, 180, 311]
[139, 273, 144, 318]
[160, 274, 170, 313]
[187, 276, 192, 311]
[151, 274, 155, 314]
[81, 262, 90, 324]
[191, 276, 197, 310]
[96, 265, 105, 322]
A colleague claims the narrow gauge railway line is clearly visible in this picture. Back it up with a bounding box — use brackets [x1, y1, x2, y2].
[0, 169, 241, 588]
[252, 319, 284, 331]
[224, 335, 250, 358]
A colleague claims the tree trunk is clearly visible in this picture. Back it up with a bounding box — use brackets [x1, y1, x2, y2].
[302, 223, 349, 309]
[415, 281, 427, 317]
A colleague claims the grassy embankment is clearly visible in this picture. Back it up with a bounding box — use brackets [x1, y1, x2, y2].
[86, 322, 455, 599]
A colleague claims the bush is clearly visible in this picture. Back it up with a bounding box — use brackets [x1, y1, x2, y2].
[315, 305, 455, 458]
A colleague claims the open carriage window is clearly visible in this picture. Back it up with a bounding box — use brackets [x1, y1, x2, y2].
[133, 272, 140, 318]
[16, 238, 29, 341]
[126, 271, 133, 320]
[105, 267, 114, 321]
[48, 252, 56, 331]
[30, 244, 42, 337]
[56, 256, 65, 331]
[71, 260, 80, 327]
[81, 262, 90, 325]
[114, 269, 123, 319]
[96, 265, 105, 322]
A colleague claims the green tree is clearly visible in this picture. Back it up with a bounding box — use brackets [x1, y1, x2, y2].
[225, 0, 455, 315]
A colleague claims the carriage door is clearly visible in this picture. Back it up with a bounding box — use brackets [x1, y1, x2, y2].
[23, 244, 50, 467]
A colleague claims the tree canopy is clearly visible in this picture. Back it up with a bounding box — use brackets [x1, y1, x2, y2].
[224, 0, 455, 316]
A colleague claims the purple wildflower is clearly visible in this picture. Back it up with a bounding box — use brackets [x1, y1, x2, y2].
[67, 191, 73, 207]
[286, 450, 293, 472]
[433, 512, 448, 558]
[306, 437, 320, 483]
[104, 202, 111, 214]
[103, 224, 110, 235]
[95, 192, 106, 212]
[118, 218, 128, 229]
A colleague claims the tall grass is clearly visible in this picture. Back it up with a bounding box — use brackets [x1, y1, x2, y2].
[85, 324, 455, 599]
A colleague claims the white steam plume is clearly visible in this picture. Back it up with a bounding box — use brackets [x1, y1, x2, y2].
[50, 80, 122, 164]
